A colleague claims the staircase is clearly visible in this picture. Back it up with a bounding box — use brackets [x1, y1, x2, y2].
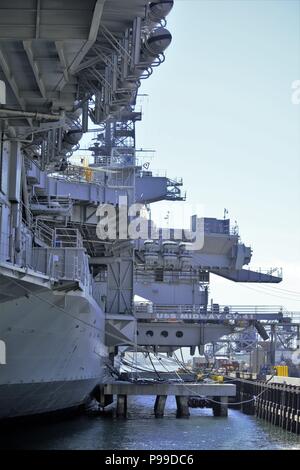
[33, 220, 54, 247]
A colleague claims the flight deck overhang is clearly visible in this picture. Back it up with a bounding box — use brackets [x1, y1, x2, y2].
[0, 0, 172, 124]
[211, 268, 283, 283]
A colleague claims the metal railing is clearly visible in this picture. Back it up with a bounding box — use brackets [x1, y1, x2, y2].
[33, 222, 84, 249]
[247, 267, 283, 277]
[20, 200, 33, 229]
[47, 163, 134, 189]
[32, 247, 91, 293]
[53, 227, 83, 248]
[211, 305, 285, 314]
[134, 303, 293, 321]
[144, 168, 167, 178]
[34, 219, 54, 246]
[31, 196, 73, 213]
[134, 270, 203, 283]
[47, 165, 104, 186]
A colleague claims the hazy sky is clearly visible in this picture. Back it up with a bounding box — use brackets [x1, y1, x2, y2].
[136, 0, 300, 311]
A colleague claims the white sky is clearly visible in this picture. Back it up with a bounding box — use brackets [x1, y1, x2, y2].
[77, 0, 300, 313]
[135, 0, 300, 312]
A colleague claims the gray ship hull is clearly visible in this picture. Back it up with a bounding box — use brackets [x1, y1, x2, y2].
[0, 267, 108, 419]
[0, 380, 100, 419]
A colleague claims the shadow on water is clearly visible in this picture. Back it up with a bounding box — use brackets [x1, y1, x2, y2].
[0, 396, 299, 450]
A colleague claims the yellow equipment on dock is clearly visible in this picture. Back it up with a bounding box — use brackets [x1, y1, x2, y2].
[211, 375, 224, 383]
[274, 365, 289, 377]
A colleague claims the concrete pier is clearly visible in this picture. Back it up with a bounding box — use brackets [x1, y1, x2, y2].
[212, 396, 228, 417]
[116, 394, 127, 418]
[103, 382, 236, 419]
[154, 395, 167, 418]
[176, 396, 190, 418]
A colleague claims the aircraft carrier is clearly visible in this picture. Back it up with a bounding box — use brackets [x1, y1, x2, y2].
[0, 0, 289, 420]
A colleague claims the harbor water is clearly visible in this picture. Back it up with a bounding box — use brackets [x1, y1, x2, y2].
[1, 396, 300, 450]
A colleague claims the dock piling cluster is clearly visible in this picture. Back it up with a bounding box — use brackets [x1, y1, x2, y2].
[233, 377, 300, 434]
[255, 382, 300, 434]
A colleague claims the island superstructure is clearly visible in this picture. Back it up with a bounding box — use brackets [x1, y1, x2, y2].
[0, 0, 285, 419]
